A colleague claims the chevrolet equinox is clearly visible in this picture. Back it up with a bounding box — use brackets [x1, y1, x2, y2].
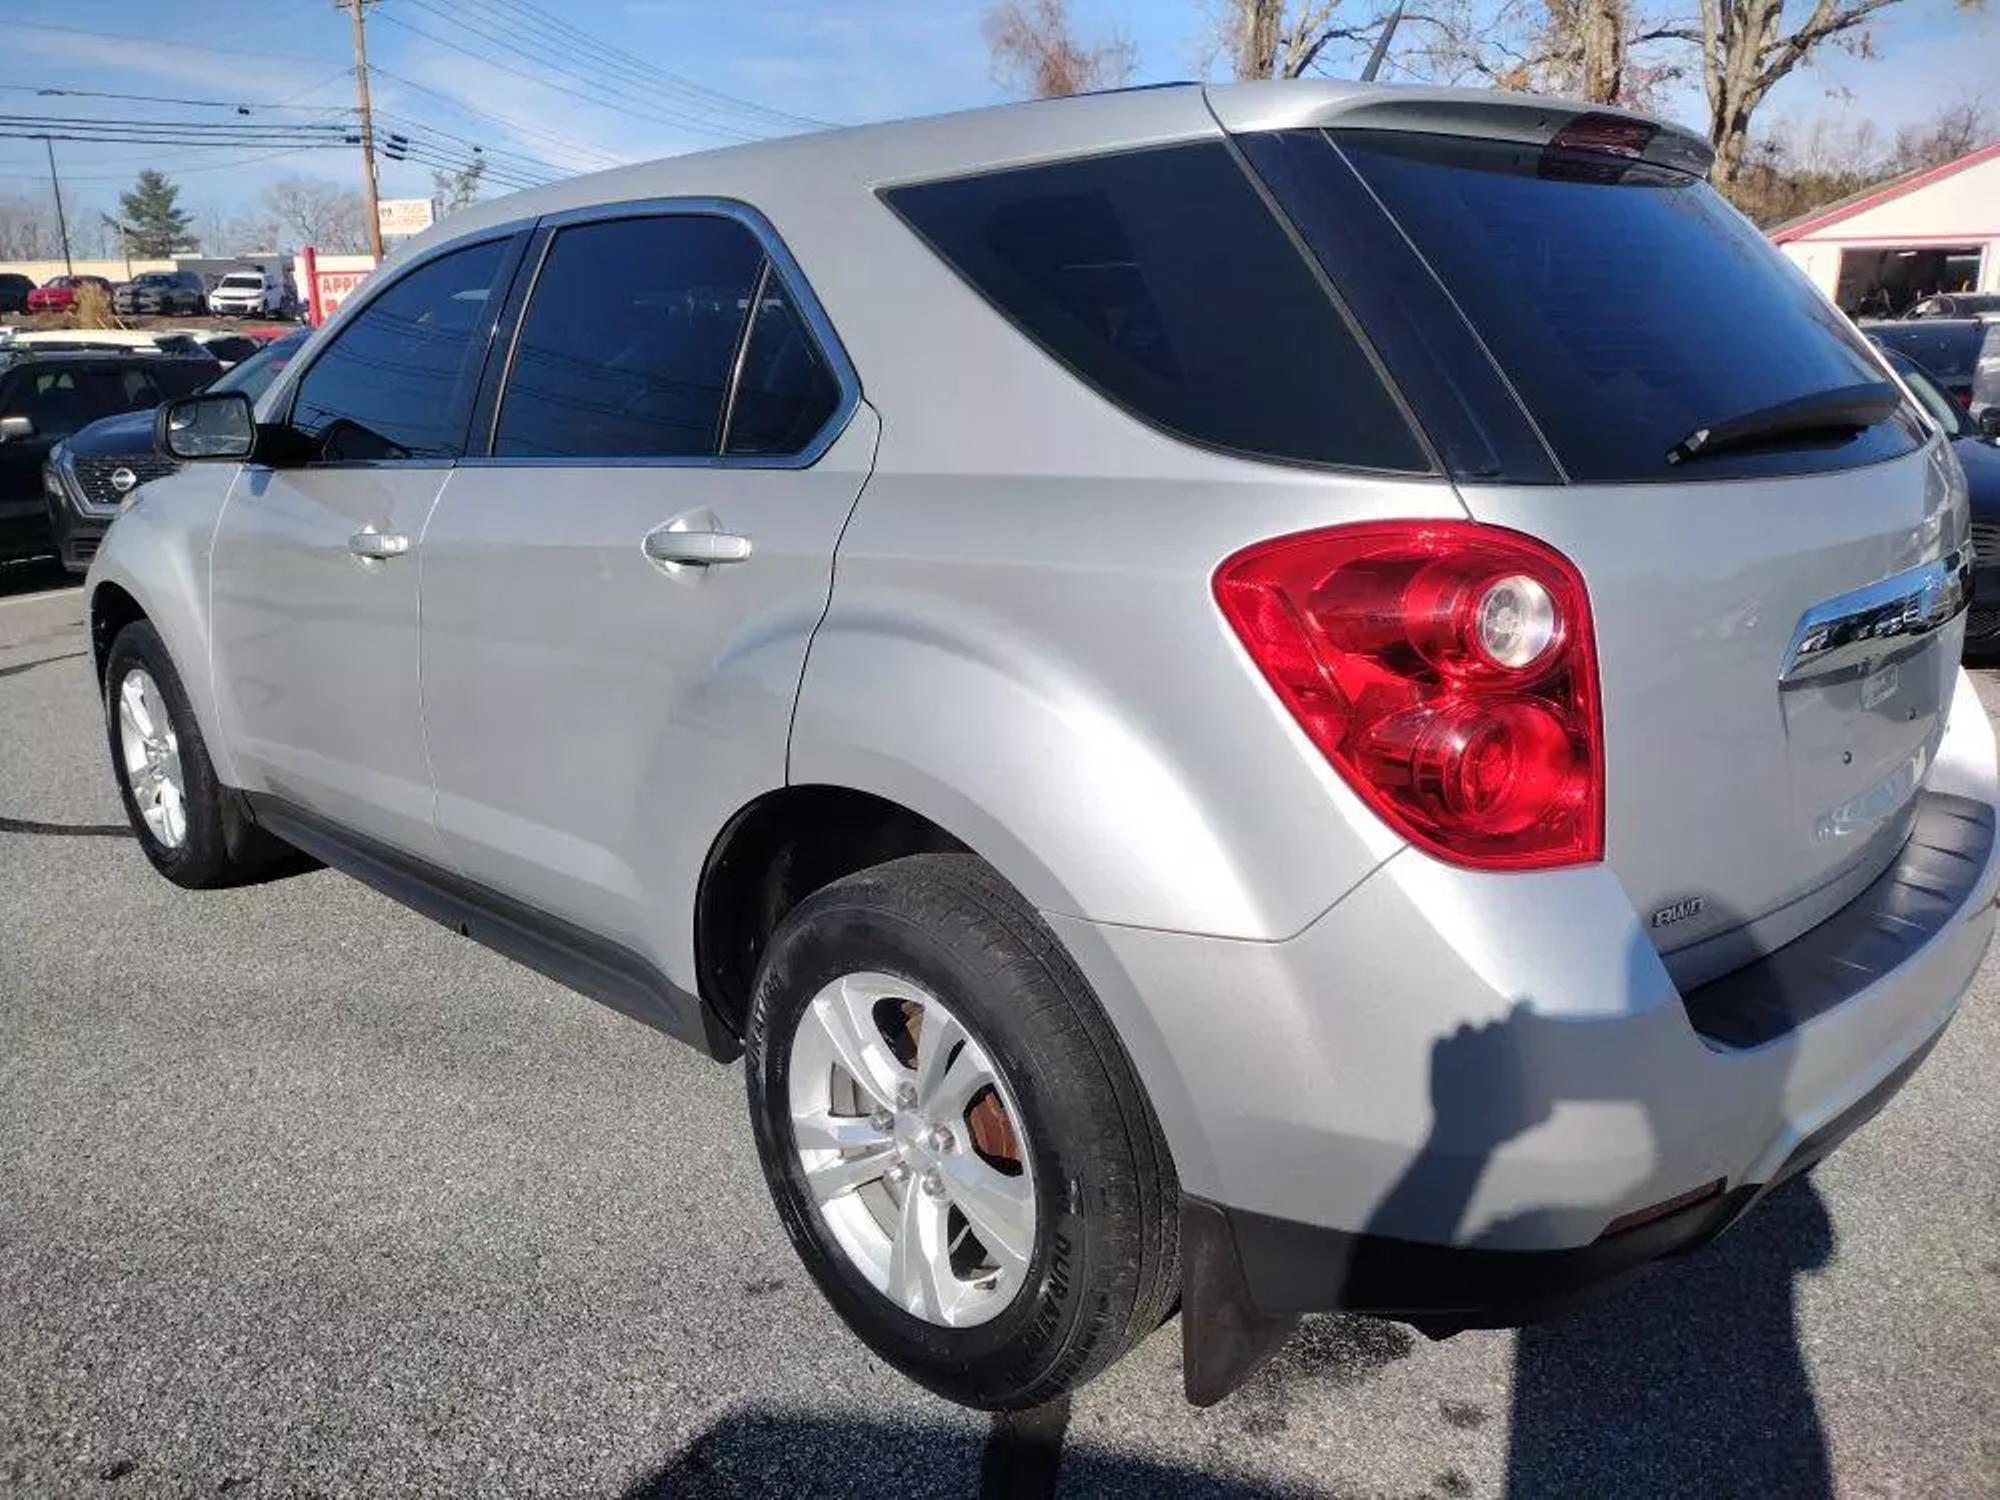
[87, 80, 2000, 1409]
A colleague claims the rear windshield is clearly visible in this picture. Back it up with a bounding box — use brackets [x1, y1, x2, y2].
[1323, 130, 1918, 483]
[884, 142, 1430, 473]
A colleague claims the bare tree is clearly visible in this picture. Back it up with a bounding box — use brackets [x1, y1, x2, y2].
[1687, 0, 1986, 189]
[1883, 94, 1992, 174]
[985, 0, 1136, 98]
[260, 175, 367, 253]
[0, 194, 69, 260]
[1227, 1, 1400, 79]
[1726, 94, 1989, 225]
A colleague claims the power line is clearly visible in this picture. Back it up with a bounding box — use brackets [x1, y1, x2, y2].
[365, 64, 624, 170]
[453, 0, 833, 133]
[1, 114, 356, 136]
[374, 7, 762, 143]
[0, 83, 352, 114]
[370, 108, 569, 180]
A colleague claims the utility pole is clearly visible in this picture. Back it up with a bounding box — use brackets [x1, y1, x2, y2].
[343, 0, 384, 261]
[43, 137, 73, 276]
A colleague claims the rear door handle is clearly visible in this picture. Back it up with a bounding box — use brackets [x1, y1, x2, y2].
[642, 528, 753, 567]
[348, 528, 410, 561]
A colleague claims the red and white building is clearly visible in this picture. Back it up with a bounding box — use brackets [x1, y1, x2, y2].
[1774, 142, 2000, 316]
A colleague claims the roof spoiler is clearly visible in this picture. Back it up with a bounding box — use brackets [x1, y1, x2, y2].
[1205, 81, 1715, 178]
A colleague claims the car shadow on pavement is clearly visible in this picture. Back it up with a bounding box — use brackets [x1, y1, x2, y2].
[623, 1404, 1314, 1499]
[0, 556, 74, 601]
[1506, 1176, 1834, 1498]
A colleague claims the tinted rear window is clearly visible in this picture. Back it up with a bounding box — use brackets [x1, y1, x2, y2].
[885, 142, 1428, 473]
[1331, 130, 1918, 483]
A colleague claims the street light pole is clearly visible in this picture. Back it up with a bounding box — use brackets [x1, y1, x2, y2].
[43, 136, 73, 277]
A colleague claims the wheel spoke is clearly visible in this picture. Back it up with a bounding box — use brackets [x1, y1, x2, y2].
[118, 674, 149, 742]
[928, 1044, 991, 1126]
[887, 1181, 953, 1320]
[159, 781, 186, 846]
[913, 998, 967, 1110]
[804, 976, 906, 1112]
[802, 1142, 896, 1204]
[940, 1154, 1034, 1273]
[791, 1109, 891, 1154]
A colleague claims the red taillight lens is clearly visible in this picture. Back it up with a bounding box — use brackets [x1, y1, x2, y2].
[1214, 522, 1603, 870]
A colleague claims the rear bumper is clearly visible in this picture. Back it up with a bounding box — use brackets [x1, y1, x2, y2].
[1047, 670, 1999, 1398]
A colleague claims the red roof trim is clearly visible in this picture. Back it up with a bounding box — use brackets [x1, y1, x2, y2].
[1772, 141, 2000, 243]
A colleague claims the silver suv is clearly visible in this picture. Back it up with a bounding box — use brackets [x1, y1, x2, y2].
[86, 81, 2000, 1411]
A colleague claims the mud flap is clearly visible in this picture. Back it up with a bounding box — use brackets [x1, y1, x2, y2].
[1179, 1198, 1300, 1406]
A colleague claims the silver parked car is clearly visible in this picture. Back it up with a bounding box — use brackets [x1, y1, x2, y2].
[86, 80, 1999, 1410]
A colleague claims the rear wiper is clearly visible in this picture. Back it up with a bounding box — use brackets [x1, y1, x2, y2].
[1667, 381, 1901, 465]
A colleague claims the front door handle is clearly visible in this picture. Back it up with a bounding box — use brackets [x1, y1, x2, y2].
[348, 528, 410, 561]
[642, 528, 753, 567]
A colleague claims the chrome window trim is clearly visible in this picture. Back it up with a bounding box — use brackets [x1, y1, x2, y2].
[460, 195, 861, 473]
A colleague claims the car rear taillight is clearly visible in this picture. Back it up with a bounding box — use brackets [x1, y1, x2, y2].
[1548, 112, 1656, 160]
[1214, 522, 1603, 870]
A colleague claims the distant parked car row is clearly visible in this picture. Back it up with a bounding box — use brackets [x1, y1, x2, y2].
[0, 265, 301, 320]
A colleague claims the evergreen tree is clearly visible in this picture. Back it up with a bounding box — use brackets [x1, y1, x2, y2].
[118, 170, 194, 256]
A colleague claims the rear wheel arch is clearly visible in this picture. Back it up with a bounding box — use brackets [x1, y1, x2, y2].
[696, 785, 971, 1041]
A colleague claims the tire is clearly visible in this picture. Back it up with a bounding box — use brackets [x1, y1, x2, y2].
[745, 852, 1179, 1409]
[103, 619, 296, 888]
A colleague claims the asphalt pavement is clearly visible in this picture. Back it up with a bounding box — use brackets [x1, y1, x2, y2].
[2, 563, 1997, 1498]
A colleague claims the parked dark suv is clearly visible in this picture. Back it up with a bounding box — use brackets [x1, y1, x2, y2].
[0, 350, 218, 566]
[44, 329, 305, 571]
[1864, 317, 2000, 415]
[113, 271, 209, 318]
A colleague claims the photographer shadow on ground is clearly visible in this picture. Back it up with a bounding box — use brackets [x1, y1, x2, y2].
[1334, 985, 1837, 1499]
[622, 1402, 1316, 1499]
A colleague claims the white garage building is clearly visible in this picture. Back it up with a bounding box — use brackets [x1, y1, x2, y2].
[1775, 141, 2000, 316]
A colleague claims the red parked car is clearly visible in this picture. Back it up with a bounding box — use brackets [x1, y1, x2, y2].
[24, 275, 113, 314]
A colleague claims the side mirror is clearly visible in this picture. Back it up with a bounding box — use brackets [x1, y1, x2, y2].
[155, 391, 255, 461]
[1979, 408, 2000, 440]
[0, 414, 32, 443]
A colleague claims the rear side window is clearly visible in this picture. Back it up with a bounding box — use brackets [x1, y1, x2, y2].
[1331, 130, 1918, 483]
[495, 215, 763, 459]
[291, 237, 508, 461]
[724, 276, 842, 456]
[884, 143, 1429, 472]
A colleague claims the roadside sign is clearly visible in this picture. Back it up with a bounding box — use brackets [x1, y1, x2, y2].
[377, 198, 437, 237]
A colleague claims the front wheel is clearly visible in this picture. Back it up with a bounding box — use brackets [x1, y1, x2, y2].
[745, 853, 1179, 1409]
[103, 619, 297, 887]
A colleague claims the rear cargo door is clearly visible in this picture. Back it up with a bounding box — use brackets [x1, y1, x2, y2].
[1244, 124, 1966, 976]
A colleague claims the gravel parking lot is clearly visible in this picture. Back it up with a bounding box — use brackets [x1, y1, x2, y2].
[3, 562, 1997, 1498]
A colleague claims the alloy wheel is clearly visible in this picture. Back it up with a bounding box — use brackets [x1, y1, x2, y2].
[787, 971, 1036, 1328]
[116, 667, 187, 849]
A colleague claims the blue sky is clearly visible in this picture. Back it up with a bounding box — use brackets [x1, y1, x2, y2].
[3, 0, 1994, 244]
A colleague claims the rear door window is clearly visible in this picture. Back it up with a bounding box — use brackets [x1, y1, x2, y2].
[494, 214, 764, 459]
[884, 142, 1429, 473]
[1324, 130, 1918, 483]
